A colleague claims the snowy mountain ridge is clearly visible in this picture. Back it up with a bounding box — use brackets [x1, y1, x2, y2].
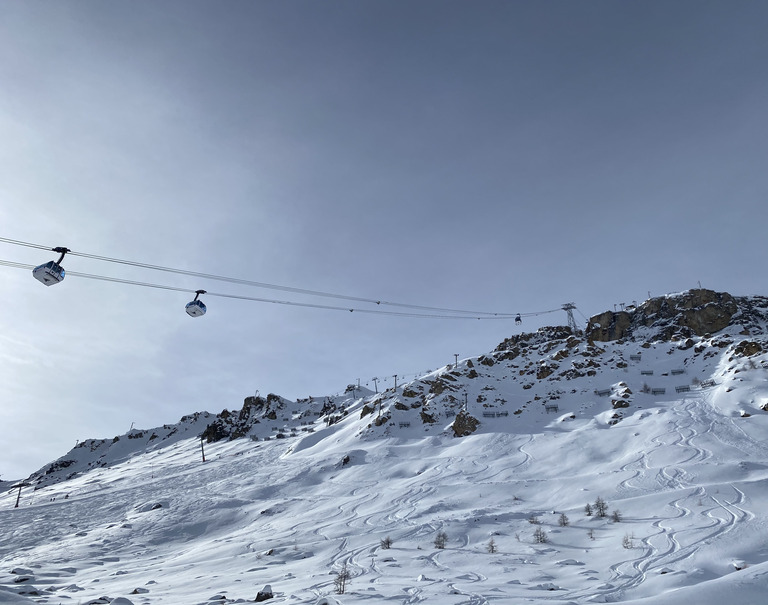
[2, 289, 768, 605]
[24, 289, 768, 489]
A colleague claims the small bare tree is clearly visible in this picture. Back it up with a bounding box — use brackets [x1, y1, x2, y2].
[487, 537, 497, 553]
[611, 509, 622, 523]
[622, 533, 634, 549]
[333, 563, 351, 594]
[594, 496, 608, 518]
[528, 514, 541, 525]
[558, 513, 570, 527]
[584, 503, 593, 516]
[380, 536, 393, 549]
[434, 531, 448, 549]
[533, 526, 548, 544]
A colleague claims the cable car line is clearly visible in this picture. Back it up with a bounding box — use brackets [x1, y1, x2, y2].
[1, 258, 552, 320]
[0, 236, 538, 317]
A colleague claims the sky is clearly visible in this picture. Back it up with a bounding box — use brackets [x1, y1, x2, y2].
[1, 0, 767, 479]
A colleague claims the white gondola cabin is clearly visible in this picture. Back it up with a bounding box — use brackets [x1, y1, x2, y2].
[32, 261, 66, 286]
[186, 290, 207, 317]
[32, 247, 70, 286]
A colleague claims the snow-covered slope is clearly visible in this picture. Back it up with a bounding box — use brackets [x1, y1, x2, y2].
[2, 290, 768, 604]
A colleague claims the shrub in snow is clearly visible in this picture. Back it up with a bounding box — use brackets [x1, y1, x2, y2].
[594, 496, 608, 518]
[533, 526, 548, 543]
[487, 537, 497, 553]
[333, 563, 351, 594]
[558, 513, 569, 527]
[434, 531, 448, 549]
[380, 536, 393, 549]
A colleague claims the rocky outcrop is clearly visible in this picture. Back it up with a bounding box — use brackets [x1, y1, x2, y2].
[586, 289, 765, 343]
[452, 410, 480, 437]
[202, 393, 291, 443]
[587, 310, 632, 342]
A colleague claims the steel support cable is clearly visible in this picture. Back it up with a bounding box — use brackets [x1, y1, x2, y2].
[0, 259, 532, 319]
[0, 236, 523, 317]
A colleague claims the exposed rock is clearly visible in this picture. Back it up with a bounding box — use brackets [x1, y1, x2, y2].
[588, 310, 632, 342]
[374, 413, 390, 427]
[452, 410, 480, 437]
[496, 326, 577, 352]
[587, 289, 751, 343]
[733, 340, 763, 357]
[537, 364, 556, 380]
[420, 410, 437, 424]
[255, 584, 274, 601]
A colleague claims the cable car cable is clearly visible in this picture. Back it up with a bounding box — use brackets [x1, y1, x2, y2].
[0, 236, 530, 317]
[0, 259, 541, 320]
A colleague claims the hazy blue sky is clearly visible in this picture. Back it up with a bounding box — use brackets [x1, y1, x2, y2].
[2, 1, 767, 479]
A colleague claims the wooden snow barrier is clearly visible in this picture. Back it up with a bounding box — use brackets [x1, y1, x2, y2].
[544, 404, 560, 414]
[675, 385, 691, 393]
[629, 354, 642, 362]
[671, 369, 685, 375]
[640, 370, 654, 376]
[399, 422, 411, 428]
[700, 379, 717, 388]
[595, 389, 612, 397]
[651, 388, 666, 395]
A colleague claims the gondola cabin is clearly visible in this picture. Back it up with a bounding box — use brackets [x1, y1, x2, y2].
[185, 290, 208, 317]
[32, 261, 66, 286]
[185, 299, 206, 317]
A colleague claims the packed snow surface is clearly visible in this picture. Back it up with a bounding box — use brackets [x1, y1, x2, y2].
[2, 319, 768, 604]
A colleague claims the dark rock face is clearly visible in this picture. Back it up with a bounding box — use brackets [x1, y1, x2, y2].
[587, 311, 632, 342]
[586, 289, 760, 343]
[255, 584, 273, 601]
[496, 326, 576, 352]
[202, 394, 287, 443]
[452, 410, 480, 437]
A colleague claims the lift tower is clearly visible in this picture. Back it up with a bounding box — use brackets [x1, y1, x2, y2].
[562, 303, 578, 332]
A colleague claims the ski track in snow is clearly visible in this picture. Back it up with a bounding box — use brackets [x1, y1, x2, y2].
[3, 322, 768, 604]
[598, 390, 759, 601]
